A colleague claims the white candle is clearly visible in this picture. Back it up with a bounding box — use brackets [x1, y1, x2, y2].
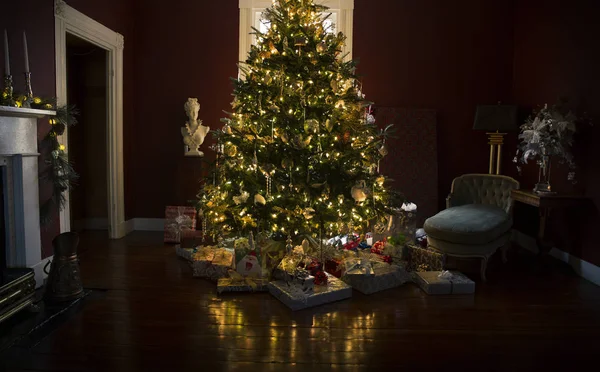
[3, 30, 10, 76]
[23, 31, 29, 72]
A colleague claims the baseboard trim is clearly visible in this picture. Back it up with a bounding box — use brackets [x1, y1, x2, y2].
[511, 230, 600, 287]
[31, 256, 52, 289]
[550, 248, 600, 287]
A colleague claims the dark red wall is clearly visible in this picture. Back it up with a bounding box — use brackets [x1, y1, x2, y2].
[131, 0, 238, 218]
[512, 0, 600, 265]
[353, 0, 516, 207]
[65, 0, 137, 222]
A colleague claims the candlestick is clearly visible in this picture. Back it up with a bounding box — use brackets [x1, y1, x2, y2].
[23, 31, 29, 73]
[23, 71, 33, 108]
[3, 74, 16, 107]
[3, 30, 10, 76]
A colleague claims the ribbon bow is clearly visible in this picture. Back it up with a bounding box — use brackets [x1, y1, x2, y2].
[344, 257, 372, 275]
[437, 270, 471, 284]
[220, 270, 259, 291]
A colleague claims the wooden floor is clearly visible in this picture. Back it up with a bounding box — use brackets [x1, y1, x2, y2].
[4, 231, 600, 371]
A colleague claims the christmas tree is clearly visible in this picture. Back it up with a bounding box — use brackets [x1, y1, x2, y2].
[197, 0, 402, 243]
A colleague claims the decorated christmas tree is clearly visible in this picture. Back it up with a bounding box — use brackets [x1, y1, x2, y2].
[197, 0, 402, 244]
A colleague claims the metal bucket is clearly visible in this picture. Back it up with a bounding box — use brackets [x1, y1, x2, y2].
[43, 232, 83, 303]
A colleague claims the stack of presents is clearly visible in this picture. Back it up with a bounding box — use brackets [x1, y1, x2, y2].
[165, 204, 475, 311]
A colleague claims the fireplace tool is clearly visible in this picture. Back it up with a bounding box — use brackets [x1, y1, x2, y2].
[44, 232, 84, 303]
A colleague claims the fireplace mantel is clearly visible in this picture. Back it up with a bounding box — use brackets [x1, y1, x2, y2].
[1, 106, 56, 288]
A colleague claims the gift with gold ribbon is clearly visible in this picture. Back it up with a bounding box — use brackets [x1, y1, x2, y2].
[191, 247, 235, 281]
[217, 270, 269, 294]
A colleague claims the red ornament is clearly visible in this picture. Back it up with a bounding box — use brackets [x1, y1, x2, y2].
[306, 259, 321, 276]
[383, 255, 392, 264]
[371, 240, 386, 255]
[314, 270, 328, 285]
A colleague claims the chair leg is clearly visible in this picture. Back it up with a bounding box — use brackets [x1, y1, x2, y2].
[480, 256, 488, 282]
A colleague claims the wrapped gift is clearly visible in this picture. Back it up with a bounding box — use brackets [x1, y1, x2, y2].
[191, 247, 235, 281]
[341, 257, 375, 277]
[325, 258, 343, 278]
[414, 270, 475, 295]
[342, 260, 411, 295]
[273, 251, 306, 281]
[175, 246, 195, 262]
[217, 270, 269, 294]
[164, 206, 197, 243]
[232, 234, 265, 277]
[405, 244, 445, 272]
[268, 273, 352, 311]
[293, 268, 315, 292]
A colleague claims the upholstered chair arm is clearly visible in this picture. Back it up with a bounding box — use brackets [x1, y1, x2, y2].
[446, 194, 455, 209]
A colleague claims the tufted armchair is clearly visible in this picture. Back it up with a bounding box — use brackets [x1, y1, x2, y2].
[446, 174, 519, 214]
[424, 174, 519, 281]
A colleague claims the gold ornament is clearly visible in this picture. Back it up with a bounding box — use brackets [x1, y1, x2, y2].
[379, 143, 389, 157]
[224, 143, 238, 157]
[269, 41, 279, 55]
[316, 41, 326, 53]
[331, 79, 339, 93]
[254, 194, 267, 205]
[281, 132, 289, 143]
[303, 207, 316, 220]
[335, 100, 346, 109]
[351, 180, 368, 203]
[325, 119, 334, 132]
[233, 191, 250, 205]
[222, 124, 232, 135]
[291, 134, 312, 149]
[376, 176, 385, 187]
[304, 119, 319, 133]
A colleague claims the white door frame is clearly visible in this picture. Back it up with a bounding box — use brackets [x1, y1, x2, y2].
[54, 0, 126, 239]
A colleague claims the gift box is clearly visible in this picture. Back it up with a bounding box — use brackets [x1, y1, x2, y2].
[273, 252, 306, 281]
[405, 244, 445, 272]
[325, 258, 343, 278]
[232, 236, 265, 277]
[217, 270, 269, 294]
[175, 245, 195, 262]
[164, 206, 197, 243]
[414, 271, 475, 295]
[268, 273, 352, 311]
[341, 257, 375, 277]
[191, 247, 235, 281]
[341, 261, 411, 295]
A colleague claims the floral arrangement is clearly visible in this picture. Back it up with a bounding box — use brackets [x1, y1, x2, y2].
[515, 101, 589, 181]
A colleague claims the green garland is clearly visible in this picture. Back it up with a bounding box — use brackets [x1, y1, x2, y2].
[1, 93, 79, 225]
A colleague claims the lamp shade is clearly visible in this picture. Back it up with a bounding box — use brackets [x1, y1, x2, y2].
[473, 105, 518, 132]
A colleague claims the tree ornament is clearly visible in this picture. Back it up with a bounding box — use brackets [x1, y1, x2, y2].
[316, 41, 326, 53]
[324, 119, 334, 132]
[303, 207, 315, 220]
[337, 194, 344, 204]
[254, 194, 267, 205]
[304, 119, 319, 133]
[376, 176, 385, 187]
[233, 190, 250, 205]
[283, 36, 289, 49]
[269, 103, 280, 113]
[351, 180, 368, 203]
[331, 79, 339, 93]
[291, 134, 312, 149]
[222, 124, 232, 135]
[224, 143, 238, 157]
[281, 132, 290, 143]
[269, 41, 279, 55]
[379, 143, 389, 157]
[335, 100, 346, 109]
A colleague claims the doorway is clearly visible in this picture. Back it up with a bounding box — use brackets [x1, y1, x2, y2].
[66, 34, 108, 232]
[55, 1, 125, 238]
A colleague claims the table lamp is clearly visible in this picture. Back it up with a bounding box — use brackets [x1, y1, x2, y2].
[473, 104, 518, 174]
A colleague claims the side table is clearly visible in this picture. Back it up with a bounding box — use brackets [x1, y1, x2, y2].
[511, 189, 590, 255]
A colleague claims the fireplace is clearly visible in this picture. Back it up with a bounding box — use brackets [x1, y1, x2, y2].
[0, 106, 55, 323]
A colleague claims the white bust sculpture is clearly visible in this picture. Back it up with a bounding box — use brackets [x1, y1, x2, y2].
[181, 98, 210, 156]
